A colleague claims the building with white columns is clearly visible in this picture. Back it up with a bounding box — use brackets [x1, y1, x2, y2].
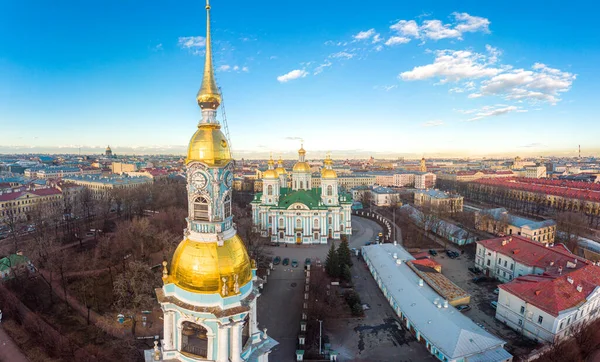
[149, 2, 277, 361]
[251, 151, 352, 244]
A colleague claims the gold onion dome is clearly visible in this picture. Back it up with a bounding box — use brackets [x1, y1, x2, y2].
[293, 162, 310, 173]
[321, 155, 337, 179]
[186, 124, 231, 166]
[275, 157, 286, 176]
[168, 235, 252, 293]
[263, 156, 278, 179]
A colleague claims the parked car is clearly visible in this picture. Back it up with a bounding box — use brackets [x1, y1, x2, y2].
[446, 250, 459, 258]
[273, 256, 281, 265]
[490, 301, 498, 309]
[456, 305, 471, 312]
[304, 258, 311, 266]
[494, 288, 500, 295]
[468, 267, 482, 274]
[282, 258, 290, 266]
[291, 259, 298, 268]
[429, 249, 438, 256]
[472, 276, 492, 283]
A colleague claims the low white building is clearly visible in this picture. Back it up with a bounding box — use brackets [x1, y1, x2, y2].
[475, 235, 587, 283]
[362, 243, 512, 362]
[477, 208, 556, 244]
[496, 263, 600, 343]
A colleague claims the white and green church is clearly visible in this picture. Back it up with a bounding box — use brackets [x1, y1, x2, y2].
[251, 147, 352, 244]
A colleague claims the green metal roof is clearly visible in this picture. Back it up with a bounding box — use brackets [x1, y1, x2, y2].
[0, 254, 30, 272]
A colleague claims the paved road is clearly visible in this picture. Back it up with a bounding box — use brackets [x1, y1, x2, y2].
[258, 216, 435, 361]
[328, 216, 436, 362]
[0, 326, 30, 362]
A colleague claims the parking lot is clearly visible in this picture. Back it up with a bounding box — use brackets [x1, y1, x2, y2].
[432, 249, 536, 357]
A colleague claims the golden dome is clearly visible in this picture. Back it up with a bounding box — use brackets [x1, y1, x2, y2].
[168, 234, 252, 294]
[293, 162, 311, 173]
[275, 157, 286, 176]
[321, 168, 337, 179]
[298, 147, 306, 155]
[186, 124, 231, 166]
[263, 169, 279, 179]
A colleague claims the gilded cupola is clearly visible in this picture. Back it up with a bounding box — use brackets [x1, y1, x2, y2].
[275, 156, 287, 176]
[321, 154, 337, 179]
[263, 154, 279, 179]
[293, 143, 310, 173]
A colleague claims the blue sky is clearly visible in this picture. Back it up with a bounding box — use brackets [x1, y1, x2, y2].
[1, 0, 598, 158]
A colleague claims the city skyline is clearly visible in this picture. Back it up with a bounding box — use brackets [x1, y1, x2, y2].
[2, 0, 598, 157]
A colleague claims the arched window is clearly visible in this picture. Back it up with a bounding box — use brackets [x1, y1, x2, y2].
[279, 218, 285, 227]
[327, 185, 333, 196]
[181, 321, 208, 358]
[296, 218, 302, 229]
[314, 219, 319, 229]
[194, 197, 209, 221]
[341, 224, 345, 232]
[267, 184, 273, 195]
[328, 216, 332, 225]
[224, 194, 232, 218]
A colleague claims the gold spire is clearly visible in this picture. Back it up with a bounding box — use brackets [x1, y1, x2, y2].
[196, 0, 222, 110]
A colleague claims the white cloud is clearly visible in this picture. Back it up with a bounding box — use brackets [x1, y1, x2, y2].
[374, 85, 398, 91]
[353, 28, 377, 40]
[277, 69, 308, 83]
[330, 51, 354, 59]
[313, 60, 332, 75]
[385, 36, 411, 46]
[242, 66, 249, 72]
[477, 63, 576, 104]
[178, 36, 206, 49]
[453, 12, 491, 34]
[218, 65, 231, 72]
[400, 50, 501, 82]
[420, 20, 462, 40]
[390, 20, 419, 37]
[401, 47, 575, 105]
[372, 33, 382, 43]
[217, 65, 249, 73]
[422, 120, 444, 127]
[463, 105, 527, 121]
[388, 13, 490, 42]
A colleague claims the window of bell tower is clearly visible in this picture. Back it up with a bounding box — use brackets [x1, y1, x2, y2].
[267, 184, 273, 195]
[193, 197, 209, 221]
[181, 321, 208, 358]
[242, 315, 250, 348]
[327, 185, 333, 196]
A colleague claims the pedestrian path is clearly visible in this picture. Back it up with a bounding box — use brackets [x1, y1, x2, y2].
[0, 326, 30, 362]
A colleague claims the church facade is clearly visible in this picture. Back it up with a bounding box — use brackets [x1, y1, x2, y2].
[251, 148, 352, 244]
[150, 2, 277, 361]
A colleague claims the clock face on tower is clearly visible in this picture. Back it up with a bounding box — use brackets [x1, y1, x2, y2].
[224, 171, 233, 188]
[191, 171, 208, 190]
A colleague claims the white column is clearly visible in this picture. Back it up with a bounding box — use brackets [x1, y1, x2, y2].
[251, 301, 258, 333]
[231, 323, 242, 362]
[217, 326, 228, 362]
[163, 311, 173, 350]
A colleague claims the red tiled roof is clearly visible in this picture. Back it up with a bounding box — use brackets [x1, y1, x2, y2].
[500, 264, 600, 316]
[473, 177, 600, 202]
[478, 235, 589, 272]
[411, 251, 431, 260]
[0, 188, 62, 202]
[411, 258, 441, 270]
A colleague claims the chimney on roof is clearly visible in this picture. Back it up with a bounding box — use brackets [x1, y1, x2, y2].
[550, 261, 554, 266]
[567, 276, 574, 284]
[393, 253, 398, 259]
[558, 266, 563, 275]
[16, 250, 23, 256]
[443, 299, 449, 308]
[513, 249, 520, 255]
[577, 285, 583, 293]
[419, 278, 424, 287]
[396, 259, 402, 265]
[535, 290, 541, 295]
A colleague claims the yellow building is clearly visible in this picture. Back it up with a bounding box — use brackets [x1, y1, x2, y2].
[0, 187, 63, 222]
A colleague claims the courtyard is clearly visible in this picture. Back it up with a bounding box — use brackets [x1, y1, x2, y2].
[257, 216, 436, 361]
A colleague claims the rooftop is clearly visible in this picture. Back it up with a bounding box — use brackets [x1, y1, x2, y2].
[362, 243, 509, 361]
[478, 235, 588, 272]
[64, 174, 152, 185]
[481, 208, 556, 229]
[499, 263, 600, 316]
[474, 177, 600, 202]
[0, 187, 62, 202]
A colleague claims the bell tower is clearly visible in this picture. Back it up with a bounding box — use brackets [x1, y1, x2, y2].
[153, 2, 277, 361]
